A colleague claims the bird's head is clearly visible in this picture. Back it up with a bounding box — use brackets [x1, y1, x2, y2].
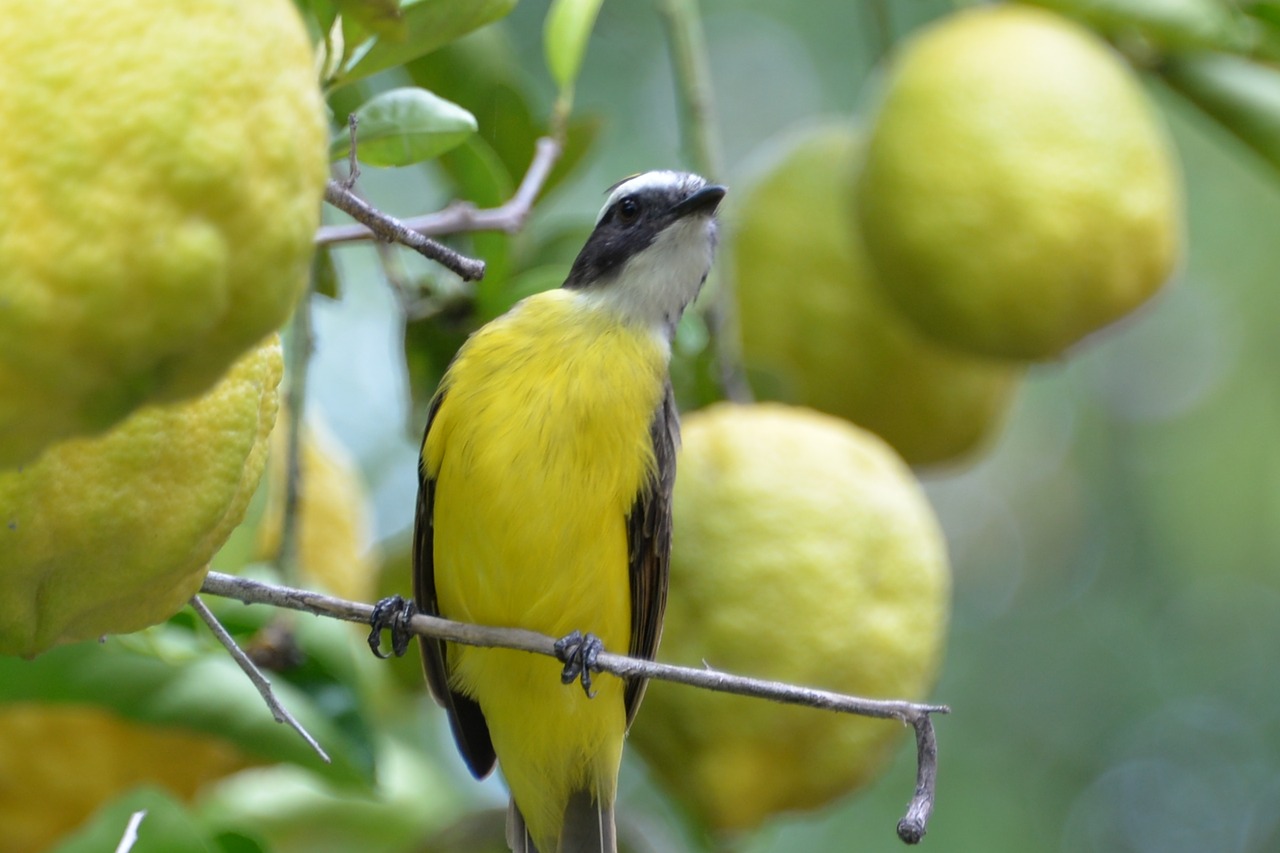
[565, 171, 725, 334]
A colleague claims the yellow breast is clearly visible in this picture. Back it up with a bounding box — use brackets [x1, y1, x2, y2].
[423, 288, 668, 841]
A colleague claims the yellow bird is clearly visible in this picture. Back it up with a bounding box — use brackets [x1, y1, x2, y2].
[411, 172, 724, 853]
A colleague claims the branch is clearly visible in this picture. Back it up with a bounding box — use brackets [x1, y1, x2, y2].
[322, 181, 486, 281]
[658, 0, 754, 405]
[199, 571, 946, 842]
[316, 137, 563, 246]
[113, 810, 146, 853]
[188, 594, 331, 764]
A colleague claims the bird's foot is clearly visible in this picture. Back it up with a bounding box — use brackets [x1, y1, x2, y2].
[367, 595, 417, 659]
[554, 630, 603, 698]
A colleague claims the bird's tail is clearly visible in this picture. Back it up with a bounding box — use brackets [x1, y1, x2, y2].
[506, 790, 617, 853]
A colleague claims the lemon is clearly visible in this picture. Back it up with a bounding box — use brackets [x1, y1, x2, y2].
[0, 0, 327, 466]
[255, 415, 380, 603]
[0, 336, 282, 657]
[0, 703, 253, 853]
[630, 403, 950, 832]
[734, 121, 1022, 466]
[856, 5, 1183, 360]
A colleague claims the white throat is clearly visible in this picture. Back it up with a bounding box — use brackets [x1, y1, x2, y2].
[582, 215, 716, 337]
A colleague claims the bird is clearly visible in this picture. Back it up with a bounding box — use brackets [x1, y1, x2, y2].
[411, 171, 725, 853]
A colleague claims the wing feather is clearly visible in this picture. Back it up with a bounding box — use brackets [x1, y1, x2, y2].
[623, 381, 678, 726]
[413, 391, 497, 778]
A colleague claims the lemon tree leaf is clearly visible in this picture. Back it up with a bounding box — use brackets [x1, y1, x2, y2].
[339, 0, 518, 86]
[52, 788, 241, 853]
[544, 0, 604, 92]
[1163, 52, 1280, 180]
[0, 628, 374, 790]
[333, 0, 404, 38]
[439, 134, 516, 293]
[332, 87, 477, 167]
[1026, 0, 1259, 54]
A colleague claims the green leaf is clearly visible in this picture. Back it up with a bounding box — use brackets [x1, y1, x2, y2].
[543, 113, 603, 198]
[333, 87, 477, 167]
[52, 787, 236, 853]
[0, 629, 374, 790]
[544, 0, 605, 92]
[438, 135, 516, 297]
[334, 0, 404, 38]
[1023, 0, 1260, 54]
[1163, 52, 1280, 180]
[312, 247, 341, 300]
[339, 0, 519, 87]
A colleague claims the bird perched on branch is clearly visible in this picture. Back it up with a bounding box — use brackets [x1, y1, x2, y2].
[378, 171, 724, 853]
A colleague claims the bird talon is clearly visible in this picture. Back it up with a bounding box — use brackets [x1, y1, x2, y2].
[368, 595, 417, 659]
[554, 630, 603, 698]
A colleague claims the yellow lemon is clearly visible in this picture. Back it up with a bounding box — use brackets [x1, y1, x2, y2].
[630, 403, 950, 832]
[734, 121, 1022, 466]
[255, 415, 380, 604]
[0, 703, 253, 853]
[0, 0, 327, 466]
[0, 337, 282, 657]
[856, 5, 1183, 360]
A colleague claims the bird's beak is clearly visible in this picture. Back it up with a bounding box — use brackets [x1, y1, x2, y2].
[671, 184, 726, 219]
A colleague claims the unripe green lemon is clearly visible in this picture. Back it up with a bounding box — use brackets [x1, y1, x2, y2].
[734, 121, 1022, 466]
[0, 337, 282, 657]
[856, 5, 1183, 360]
[630, 403, 949, 832]
[0, 0, 327, 466]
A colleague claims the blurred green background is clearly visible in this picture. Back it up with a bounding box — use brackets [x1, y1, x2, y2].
[305, 1, 1280, 850]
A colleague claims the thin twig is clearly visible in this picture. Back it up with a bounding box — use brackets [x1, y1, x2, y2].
[277, 280, 312, 587]
[113, 810, 147, 853]
[188, 594, 331, 764]
[199, 572, 945, 838]
[658, 0, 754, 404]
[316, 137, 563, 246]
[342, 114, 360, 189]
[898, 714, 940, 843]
[322, 181, 487, 281]
[865, 0, 894, 64]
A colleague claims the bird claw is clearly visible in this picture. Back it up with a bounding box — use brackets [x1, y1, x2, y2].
[368, 595, 417, 659]
[554, 630, 603, 698]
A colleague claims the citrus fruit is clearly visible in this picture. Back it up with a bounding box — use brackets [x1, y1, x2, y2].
[0, 703, 253, 853]
[0, 0, 327, 466]
[255, 415, 379, 603]
[734, 121, 1022, 466]
[0, 336, 282, 657]
[855, 5, 1183, 360]
[629, 403, 950, 832]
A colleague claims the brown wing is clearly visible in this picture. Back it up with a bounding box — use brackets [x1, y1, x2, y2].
[623, 381, 678, 727]
[413, 391, 496, 779]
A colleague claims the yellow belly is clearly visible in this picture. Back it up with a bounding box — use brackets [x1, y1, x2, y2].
[424, 288, 667, 846]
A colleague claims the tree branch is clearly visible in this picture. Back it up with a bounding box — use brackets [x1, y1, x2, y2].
[316, 137, 563, 246]
[113, 810, 147, 853]
[658, 0, 754, 405]
[199, 571, 945, 842]
[188, 594, 330, 764]
[322, 181, 486, 281]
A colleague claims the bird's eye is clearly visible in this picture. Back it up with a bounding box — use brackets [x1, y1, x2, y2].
[618, 197, 641, 223]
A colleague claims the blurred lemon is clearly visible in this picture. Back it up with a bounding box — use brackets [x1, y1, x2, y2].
[0, 337, 282, 657]
[734, 121, 1022, 466]
[255, 415, 380, 603]
[0, 0, 327, 466]
[856, 5, 1182, 359]
[630, 403, 949, 832]
[0, 703, 253, 853]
